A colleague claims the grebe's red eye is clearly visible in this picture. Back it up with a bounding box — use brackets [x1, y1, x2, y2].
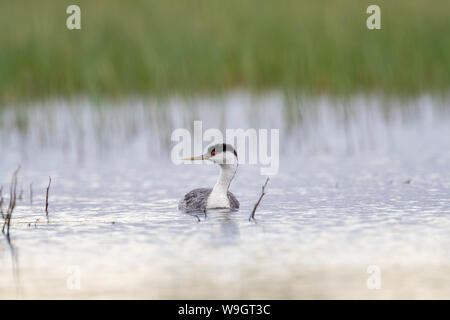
[211, 149, 215, 156]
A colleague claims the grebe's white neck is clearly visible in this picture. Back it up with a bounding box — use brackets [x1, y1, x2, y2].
[206, 162, 237, 209]
[214, 163, 237, 192]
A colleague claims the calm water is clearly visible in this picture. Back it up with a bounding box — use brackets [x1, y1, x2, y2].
[0, 93, 449, 298]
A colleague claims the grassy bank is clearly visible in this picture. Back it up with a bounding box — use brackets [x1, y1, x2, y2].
[0, 0, 448, 104]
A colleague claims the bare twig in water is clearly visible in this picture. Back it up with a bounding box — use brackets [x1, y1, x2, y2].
[0, 185, 4, 219]
[45, 176, 51, 216]
[18, 185, 24, 200]
[30, 182, 33, 205]
[2, 165, 21, 235]
[249, 177, 270, 221]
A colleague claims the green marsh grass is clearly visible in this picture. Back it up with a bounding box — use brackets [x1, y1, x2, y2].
[0, 0, 449, 104]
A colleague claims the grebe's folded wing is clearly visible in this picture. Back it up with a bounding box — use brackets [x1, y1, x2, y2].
[178, 188, 211, 213]
[227, 191, 240, 210]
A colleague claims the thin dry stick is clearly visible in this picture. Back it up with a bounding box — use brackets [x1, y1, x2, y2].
[18, 185, 24, 200]
[249, 177, 270, 221]
[2, 165, 20, 235]
[45, 176, 51, 216]
[30, 182, 33, 205]
[0, 185, 4, 218]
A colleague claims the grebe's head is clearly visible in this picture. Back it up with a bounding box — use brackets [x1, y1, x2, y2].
[206, 143, 237, 165]
[182, 143, 238, 166]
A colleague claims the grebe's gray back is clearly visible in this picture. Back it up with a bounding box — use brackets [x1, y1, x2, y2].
[178, 143, 239, 213]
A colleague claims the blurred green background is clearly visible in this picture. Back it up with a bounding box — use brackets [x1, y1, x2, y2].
[0, 0, 448, 104]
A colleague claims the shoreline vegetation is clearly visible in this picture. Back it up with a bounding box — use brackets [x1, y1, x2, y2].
[0, 0, 449, 105]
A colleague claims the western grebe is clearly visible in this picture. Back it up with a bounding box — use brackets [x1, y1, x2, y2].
[178, 143, 239, 213]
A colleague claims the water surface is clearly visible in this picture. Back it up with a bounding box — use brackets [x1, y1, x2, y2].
[1, 93, 449, 298]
